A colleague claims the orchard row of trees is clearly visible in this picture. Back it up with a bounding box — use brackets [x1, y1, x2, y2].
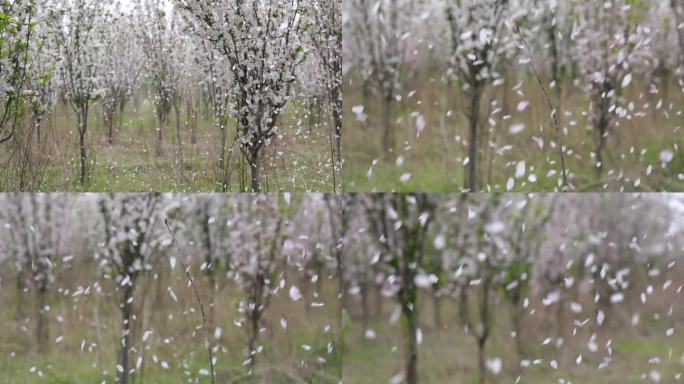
[0, 0, 342, 192]
[340, 193, 684, 383]
[0, 193, 343, 383]
[1, 193, 683, 382]
[344, 0, 684, 190]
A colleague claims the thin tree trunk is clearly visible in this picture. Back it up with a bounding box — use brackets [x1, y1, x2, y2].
[308, 98, 315, 134]
[36, 287, 48, 353]
[247, 310, 260, 379]
[374, 283, 383, 317]
[249, 150, 260, 192]
[118, 282, 134, 384]
[36, 116, 42, 144]
[156, 112, 163, 156]
[331, 88, 342, 186]
[433, 290, 442, 329]
[188, 99, 197, 145]
[382, 97, 394, 154]
[477, 337, 487, 384]
[15, 275, 25, 321]
[467, 88, 482, 191]
[175, 103, 183, 165]
[361, 283, 369, 337]
[119, 100, 125, 133]
[477, 276, 492, 384]
[595, 119, 608, 180]
[78, 108, 88, 188]
[106, 107, 114, 145]
[404, 300, 418, 384]
[208, 279, 216, 329]
[513, 303, 524, 365]
[219, 118, 228, 191]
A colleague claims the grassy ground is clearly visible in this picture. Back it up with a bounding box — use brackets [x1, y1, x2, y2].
[343, 289, 684, 383]
[3, 95, 337, 192]
[0, 262, 341, 383]
[343, 72, 684, 192]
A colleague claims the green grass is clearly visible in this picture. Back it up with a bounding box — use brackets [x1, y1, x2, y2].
[343, 290, 684, 383]
[0, 264, 341, 383]
[2, 97, 337, 192]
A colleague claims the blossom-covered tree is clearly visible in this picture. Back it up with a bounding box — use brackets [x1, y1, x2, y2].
[0, 0, 35, 145]
[0, 194, 70, 352]
[362, 193, 435, 384]
[98, 9, 142, 145]
[445, 0, 514, 191]
[177, 0, 311, 191]
[310, 0, 342, 188]
[98, 193, 167, 384]
[226, 194, 286, 375]
[569, 0, 650, 179]
[137, 0, 183, 157]
[344, 0, 419, 154]
[50, 0, 106, 187]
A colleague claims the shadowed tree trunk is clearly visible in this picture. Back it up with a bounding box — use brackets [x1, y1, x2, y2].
[218, 116, 228, 191]
[35, 115, 43, 144]
[308, 98, 315, 134]
[331, 86, 342, 183]
[118, 281, 135, 384]
[374, 283, 383, 317]
[249, 150, 260, 192]
[174, 101, 183, 165]
[36, 285, 49, 353]
[77, 106, 89, 188]
[461, 274, 492, 384]
[105, 104, 115, 145]
[476, 275, 492, 384]
[15, 275, 26, 321]
[511, 296, 524, 366]
[187, 99, 197, 145]
[594, 107, 610, 180]
[382, 96, 394, 154]
[466, 84, 484, 192]
[246, 305, 262, 381]
[119, 99, 126, 133]
[361, 282, 370, 336]
[403, 289, 418, 384]
[433, 290, 442, 329]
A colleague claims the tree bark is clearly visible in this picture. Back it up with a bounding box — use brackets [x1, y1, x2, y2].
[382, 96, 394, 154]
[331, 88, 343, 186]
[361, 282, 369, 336]
[36, 286, 48, 353]
[513, 304, 524, 364]
[219, 117, 228, 191]
[35, 115, 42, 144]
[156, 111, 164, 156]
[467, 87, 483, 191]
[433, 290, 442, 329]
[477, 337, 487, 384]
[404, 299, 418, 384]
[106, 107, 115, 145]
[188, 99, 197, 145]
[118, 282, 134, 384]
[477, 276, 492, 384]
[15, 275, 25, 321]
[174, 103, 183, 165]
[78, 107, 88, 188]
[308, 98, 315, 134]
[595, 116, 608, 180]
[246, 309, 260, 380]
[374, 283, 383, 317]
[249, 150, 260, 192]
